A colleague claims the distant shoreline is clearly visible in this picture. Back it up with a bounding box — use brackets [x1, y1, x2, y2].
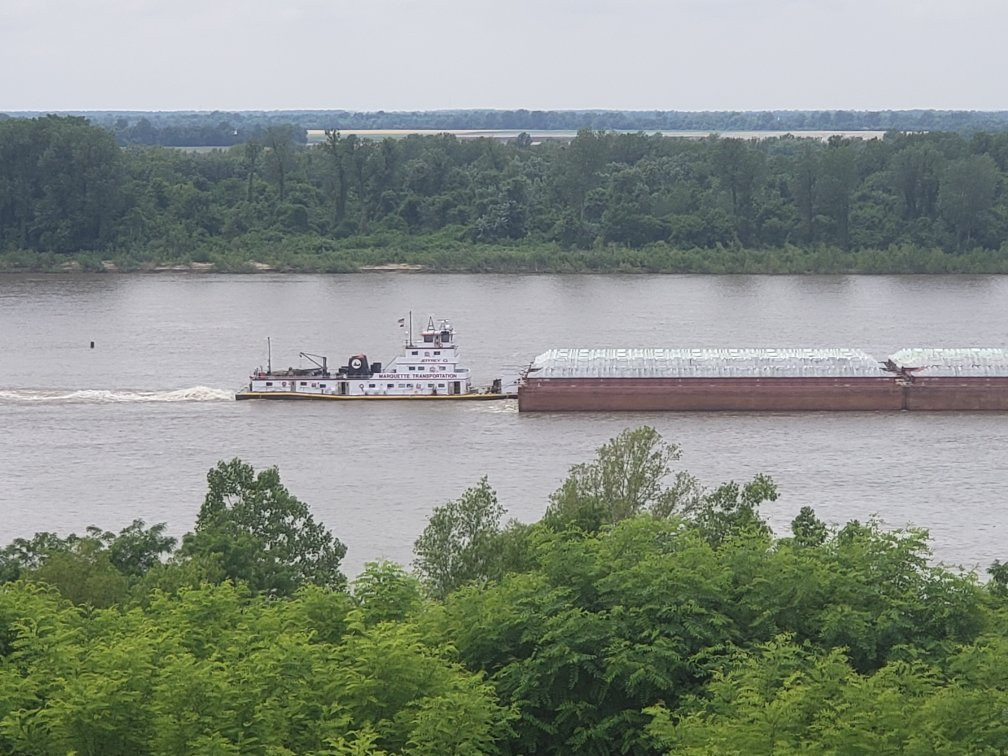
[3, 244, 1007, 276]
[304, 128, 891, 144]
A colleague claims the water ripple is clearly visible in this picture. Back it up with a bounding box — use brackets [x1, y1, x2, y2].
[0, 387, 235, 404]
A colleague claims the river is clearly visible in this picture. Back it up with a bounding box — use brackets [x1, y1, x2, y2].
[1, 273, 1005, 577]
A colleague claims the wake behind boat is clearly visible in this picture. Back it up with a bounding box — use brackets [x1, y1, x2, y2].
[236, 315, 517, 401]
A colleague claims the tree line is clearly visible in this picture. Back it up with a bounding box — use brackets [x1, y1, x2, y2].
[3, 115, 1008, 272]
[8, 109, 1008, 144]
[2, 427, 1007, 753]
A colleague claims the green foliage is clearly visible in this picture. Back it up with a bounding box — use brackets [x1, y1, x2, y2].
[790, 505, 828, 547]
[988, 559, 1008, 598]
[543, 426, 702, 532]
[0, 438, 1002, 753]
[939, 153, 1001, 247]
[353, 561, 425, 625]
[181, 458, 347, 595]
[413, 477, 506, 598]
[647, 632, 1008, 754]
[0, 580, 506, 754]
[6, 117, 1008, 271]
[0, 531, 72, 582]
[0, 520, 175, 607]
[690, 473, 777, 547]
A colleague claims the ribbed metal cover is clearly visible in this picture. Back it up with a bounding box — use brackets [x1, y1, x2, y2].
[890, 348, 1008, 377]
[529, 348, 886, 378]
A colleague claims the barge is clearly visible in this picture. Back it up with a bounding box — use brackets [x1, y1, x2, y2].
[891, 348, 1008, 411]
[518, 347, 1008, 412]
[237, 315, 516, 401]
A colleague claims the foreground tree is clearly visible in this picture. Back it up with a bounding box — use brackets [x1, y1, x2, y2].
[0, 580, 507, 754]
[180, 458, 346, 595]
[543, 426, 702, 532]
[689, 473, 777, 547]
[0, 520, 175, 607]
[647, 632, 1008, 754]
[413, 477, 506, 599]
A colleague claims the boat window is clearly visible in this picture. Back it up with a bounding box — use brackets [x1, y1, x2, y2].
[438, 383, 445, 388]
[434, 351, 441, 355]
[398, 383, 405, 388]
[406, 383, 413, 388]
[427, 383, 434, 388]
[368, 383, 376, 388]
[411, 351, 418, 356]
[300, 381, 307, 386]
[265, 381, 273, 386]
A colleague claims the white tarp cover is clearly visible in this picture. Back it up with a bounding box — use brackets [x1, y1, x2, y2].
[890, 348, 1008, 377]
[529, 348, 886, 378]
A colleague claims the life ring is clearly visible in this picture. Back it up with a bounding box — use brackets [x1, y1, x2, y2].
[282, 381, 287, 386]
[358, 383, 365, 391]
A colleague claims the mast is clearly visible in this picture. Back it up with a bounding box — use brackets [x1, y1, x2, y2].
[267, 337, 272, 373]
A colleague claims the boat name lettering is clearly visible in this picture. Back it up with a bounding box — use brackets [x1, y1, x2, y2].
[377, 372, 458, 379]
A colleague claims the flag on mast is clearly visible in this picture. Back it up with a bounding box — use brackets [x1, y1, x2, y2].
[398, 317, 406, 327]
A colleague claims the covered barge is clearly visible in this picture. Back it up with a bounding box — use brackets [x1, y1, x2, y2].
[518, 347, 1008, 412]
[891, 348, 1008, 411]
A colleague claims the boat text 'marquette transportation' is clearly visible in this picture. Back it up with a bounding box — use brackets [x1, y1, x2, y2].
[236, 315, 516, 401]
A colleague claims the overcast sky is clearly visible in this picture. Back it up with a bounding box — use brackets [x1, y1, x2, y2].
[1, 0, 1003, 112]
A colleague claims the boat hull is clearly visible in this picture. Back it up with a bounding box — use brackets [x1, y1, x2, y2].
[903, 377, 1008, 411]
[518, 375, 1008, 412]
[518, 377, 904, 412]
[236, 390, 516, 402]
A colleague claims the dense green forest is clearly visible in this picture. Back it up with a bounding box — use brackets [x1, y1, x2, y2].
[2, 427, 1006, 753]
[3, 115, 1008, 273]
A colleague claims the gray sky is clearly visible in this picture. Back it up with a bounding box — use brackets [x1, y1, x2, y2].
[2, 0, 1004, 112]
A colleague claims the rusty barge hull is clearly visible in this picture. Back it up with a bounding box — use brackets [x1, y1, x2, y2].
[903, 377, 1008, 411]
[518, 377, 904, 412]
[518, 376, 1008, 412]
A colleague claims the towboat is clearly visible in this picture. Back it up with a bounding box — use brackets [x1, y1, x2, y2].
[236, 315, 517, 401]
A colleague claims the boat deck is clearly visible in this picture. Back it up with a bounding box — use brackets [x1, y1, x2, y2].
[236, 390, 517, 401]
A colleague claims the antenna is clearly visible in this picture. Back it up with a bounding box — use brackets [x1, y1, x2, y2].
[267, 337, 272, 373]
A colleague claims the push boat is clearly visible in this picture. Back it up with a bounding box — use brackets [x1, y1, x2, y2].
[236, 316, 517, 401]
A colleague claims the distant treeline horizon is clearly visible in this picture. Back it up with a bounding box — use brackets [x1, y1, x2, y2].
[2, 108, 1008, 147]
[3, 114, 1008, 274]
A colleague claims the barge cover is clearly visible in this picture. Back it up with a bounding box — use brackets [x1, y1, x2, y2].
[519, 348, 901, 412]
